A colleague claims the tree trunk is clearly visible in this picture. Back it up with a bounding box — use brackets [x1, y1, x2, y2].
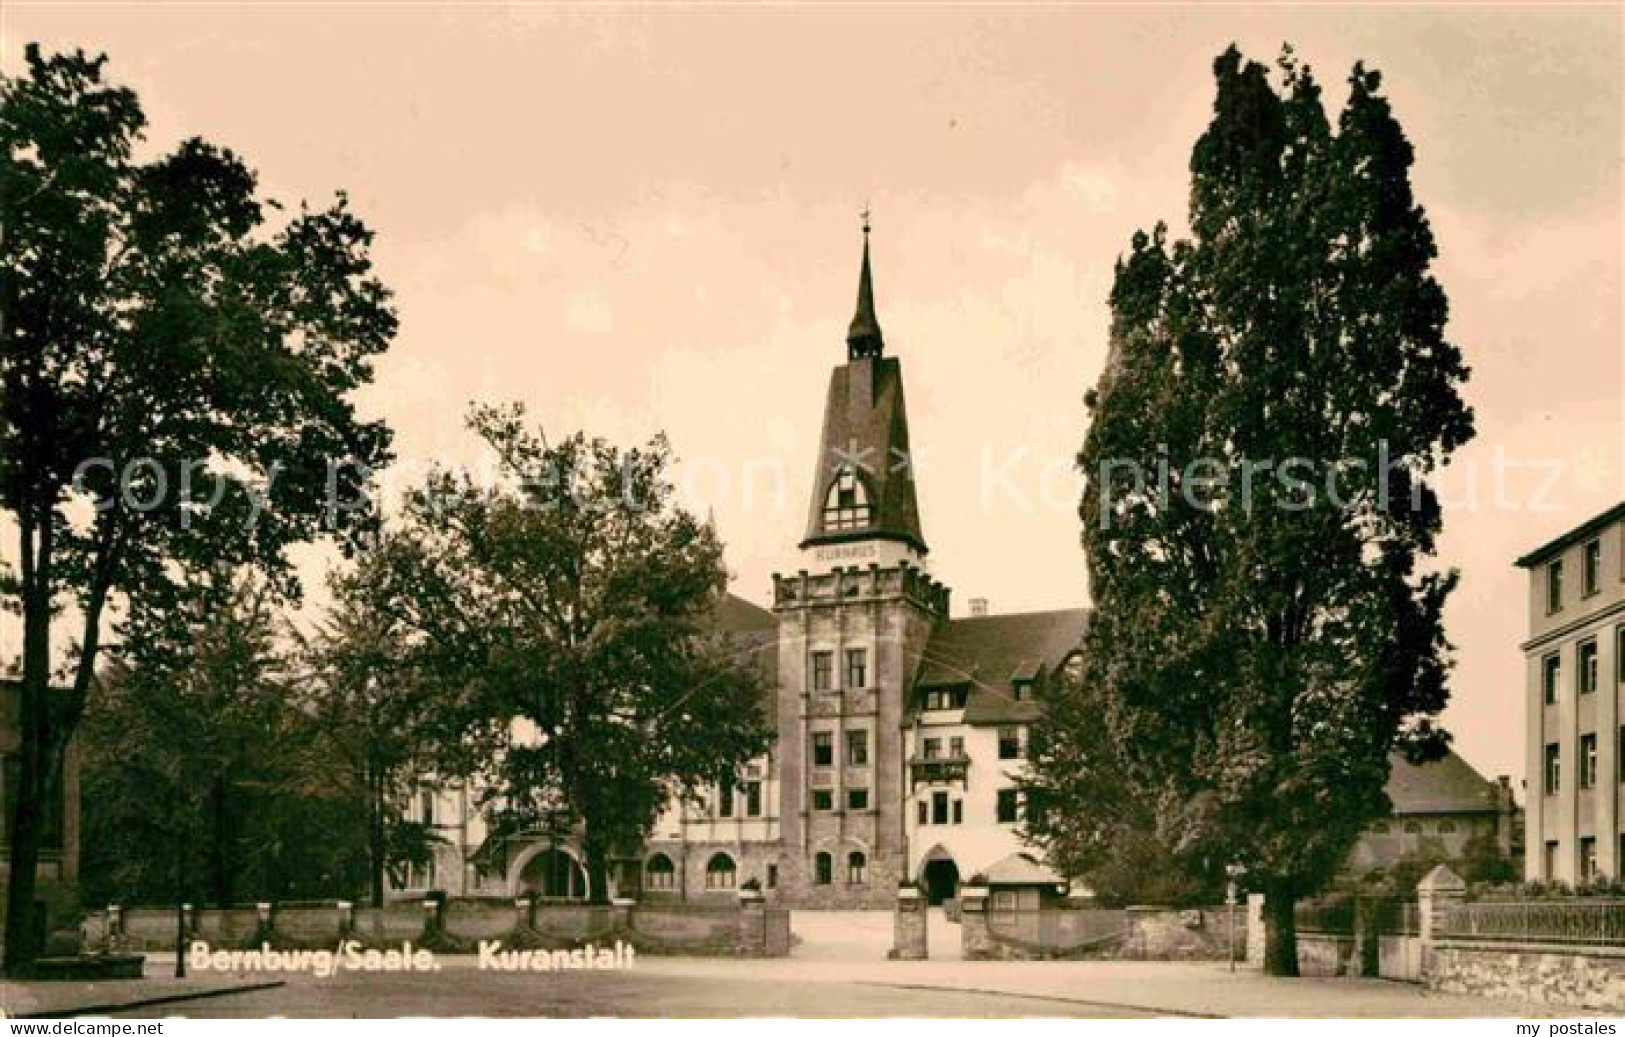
[3, 517, 52, 977]
[581, 825, 611, 906]
[1263, 887, 1300, 977]
[368, 761, 386, 908]
[208, 773, 234, 908]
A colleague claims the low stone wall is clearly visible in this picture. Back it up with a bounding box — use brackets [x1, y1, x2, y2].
[1296, 932, 1355, 977]
[1123, 907, 1244, 962]
[1428, 942, 1625, 1012]
[86, 896, 789, 958]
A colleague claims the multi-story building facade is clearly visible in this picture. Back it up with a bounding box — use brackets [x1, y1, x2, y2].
[404, 228, 1087, 907]
[1518, 501, 1625, 883]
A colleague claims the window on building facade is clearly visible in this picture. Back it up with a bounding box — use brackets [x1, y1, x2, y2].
[1545, 841, 1559, 880]
[1580, 640, 1599, 695]
[815, 852, 833, 885]
[949, 736, 965, 759]
[1438, 820, 1457, 834]
[846, 730, 868, 767]
[923, 737, 941, 761]
[745, 781, 762, 818]
[998, 726, 1021, 760]
[923, 687, 967, 711]
[419, 788, 435, 827]
[705, 853, 737, 890]
[812, 651, 834, 692]
[1371, 821, 1390, 833]
[952, 799, 963, 825]
[822, 466, 872, 531]
[847, 851, 867, 885]
[846, 648, 867, 689]
[767, 864, 778, 889]
[812, 732, 833, 767]
[1403, 821, 1422, 834]
[917, 800, 928, 825]
[997, 788, 1019, 824]
[717, 782, 734, 818]
[1584, 539, 1602, 597]
[646, 853, 676, 890]
[1545, 743, 1562, 795]
[848, 788, 868, 811]
[1548, 559, 1565, 613]
[932, 791, 949, 825]
[1581, 733, 1599, 789]
[812, 789, 833, 811]
[1012, 679, 1033, 702]
[1544, 654, 1562, 705]
[1581, 837, 1599, 882]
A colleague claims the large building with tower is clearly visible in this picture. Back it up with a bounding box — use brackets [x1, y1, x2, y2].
[401, 228, 1088, 907]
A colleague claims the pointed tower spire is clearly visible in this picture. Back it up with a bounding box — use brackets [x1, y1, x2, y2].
[846, 209, 884, 359]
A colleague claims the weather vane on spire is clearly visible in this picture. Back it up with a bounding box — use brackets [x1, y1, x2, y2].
[860, 203, 872, 236]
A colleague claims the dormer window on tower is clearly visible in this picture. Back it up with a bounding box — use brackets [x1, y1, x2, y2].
[822, 466, 872, 532]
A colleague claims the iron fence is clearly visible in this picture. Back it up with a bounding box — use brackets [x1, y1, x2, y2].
[1440, 899, 1625, 946]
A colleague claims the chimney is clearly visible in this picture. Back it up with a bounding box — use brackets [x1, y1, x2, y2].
[969, 598, 989, 618]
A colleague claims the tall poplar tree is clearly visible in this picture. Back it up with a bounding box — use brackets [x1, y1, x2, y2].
[1030, 46, 1473, 975]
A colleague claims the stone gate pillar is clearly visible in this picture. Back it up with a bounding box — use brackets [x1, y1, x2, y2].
[1417, 863, 1466, 979]
[1244, 893, 1265, 970]
[890, 885, 926, 959]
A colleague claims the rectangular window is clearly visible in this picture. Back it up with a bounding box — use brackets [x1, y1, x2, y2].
[1544, 654, 1562, 705]
[952, 799, 963, 825]
[847, 854, 866, 885]
[1012, 680, 1032, 702]
[718, 783, 734, 818]
[419, 789, 435, 827]
[812, 732, 833, 767]
[923, 738, 941, 761]
[1582, 837, 1598, 882]
[847, 788, 868, 811]
[846, 648, 867, 689]
[846, 730, 869, 767]
[812, 789, 833, 811]
[917, 800, 928, 825]
[1545, 841, 1559, 881]
[745, 781, 762, 818]
[1545, 743, 1562, 795]
[1584, 540, 1602, 597]
[815, 853, 832, 885]
[998, 726, 1021, 760]
[923, 687, 967, 711]
[932, 791, 949, 825]
[949, 736, 965, 759]
[767, 864, 778, 889]
[1549, 559, 1565, 613]
[1581, 733, 1599, 789]
[811, 651, 833, 692]
[997, 788, 1019, 824]
[1580, 640, 1599, 695]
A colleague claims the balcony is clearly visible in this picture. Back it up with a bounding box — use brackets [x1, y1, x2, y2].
[909, 753, 970, 789]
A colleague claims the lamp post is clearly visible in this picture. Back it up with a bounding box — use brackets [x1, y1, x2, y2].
[1224, 863, 1247, 973]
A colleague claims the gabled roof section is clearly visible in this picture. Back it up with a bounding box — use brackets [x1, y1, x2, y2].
[913, 608, 1088, 724]
[1385, 749, 1505, 816]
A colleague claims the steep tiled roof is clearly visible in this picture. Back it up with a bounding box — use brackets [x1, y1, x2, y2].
[914, 608, 1089, 725]
[708, 592, 779, 727]
[1386, 749, 1504, 815]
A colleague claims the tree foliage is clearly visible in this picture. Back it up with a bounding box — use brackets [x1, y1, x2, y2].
[0, 45, 393, 972]
[365, 404, 773, 903]
[1030, 45, 1473, 975]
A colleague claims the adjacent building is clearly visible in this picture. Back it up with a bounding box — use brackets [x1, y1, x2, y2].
[1344, 749, 1520, 877]
[1518, 501, 1625, 883]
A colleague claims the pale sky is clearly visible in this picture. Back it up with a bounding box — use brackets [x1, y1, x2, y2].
[4, 4, 1621, 789]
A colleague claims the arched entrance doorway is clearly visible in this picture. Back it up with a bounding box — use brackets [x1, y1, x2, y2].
[920, 856, 960, 906]
[517, 846, 589, 900]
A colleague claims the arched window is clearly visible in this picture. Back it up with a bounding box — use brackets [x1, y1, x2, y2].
[1371, 821, 1390, 834]
[646, 853, 676, 891]
[1438, 820, 1457, 835]
[815, 851, 833, 886]
[847, 851, 867, 885]
[705, 853, 737, 890]
[1403, 821, 1422, 835]
[822, 467, 871, 531]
